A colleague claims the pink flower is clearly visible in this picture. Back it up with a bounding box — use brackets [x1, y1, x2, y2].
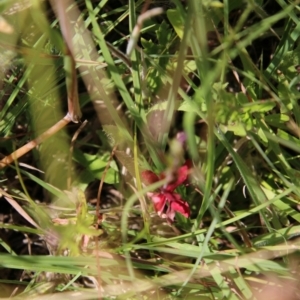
[141, 161, 191, 221]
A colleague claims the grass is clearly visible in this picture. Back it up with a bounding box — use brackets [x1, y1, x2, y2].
[1, 0, 300, 299]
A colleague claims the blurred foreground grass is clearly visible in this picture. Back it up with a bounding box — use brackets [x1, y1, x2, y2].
[1, 0, 300, 299]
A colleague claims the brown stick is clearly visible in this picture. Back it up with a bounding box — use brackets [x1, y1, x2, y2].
[50, 0, 82, 123]
[0, 114, 71, 169]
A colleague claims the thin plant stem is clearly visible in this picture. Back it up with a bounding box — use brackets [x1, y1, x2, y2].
[0, 114, 72, 169]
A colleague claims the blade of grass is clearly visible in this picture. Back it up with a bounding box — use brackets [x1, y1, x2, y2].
[158, 1, 191, 150]
[215, 129, 273, 230]
[128, 0, 151, 244]
[85, 0, 141, 125]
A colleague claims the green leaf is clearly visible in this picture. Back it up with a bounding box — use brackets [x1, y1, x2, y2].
[157, 20, 173, 46]
[240, 100, 276, 113]
[167, 9, 184, 39]
[264, 114, 289, 127]
[73, 149, 119, 184]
